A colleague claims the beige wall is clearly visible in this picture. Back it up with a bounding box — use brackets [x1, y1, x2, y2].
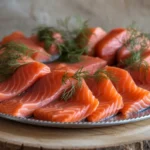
[0, 0, 150, 38]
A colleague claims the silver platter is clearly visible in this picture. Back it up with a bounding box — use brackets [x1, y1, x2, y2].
[0, 108, 150, 128]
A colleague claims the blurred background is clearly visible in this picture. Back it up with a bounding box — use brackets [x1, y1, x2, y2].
[0, 0, 150, 38]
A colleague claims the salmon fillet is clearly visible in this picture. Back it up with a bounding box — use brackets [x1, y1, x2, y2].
[47, 55, 107, 74]
[0, 62, 50, 101]
[86, 76, 123, 122]
[95, 28, 128, 65]
[0, 70, 76, 117]
[105, 66, 150, 117]
[34, 80, 99, 122]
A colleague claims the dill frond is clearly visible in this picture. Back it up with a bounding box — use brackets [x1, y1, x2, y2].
[61, 84, 76, 101]
[92, 69, 118, 83]
[35, 26, 58, 51]
[61, 67, 89, 101]
[35, 16, 89, 63]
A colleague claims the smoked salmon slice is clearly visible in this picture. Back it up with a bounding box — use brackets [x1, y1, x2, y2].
[95, 28, 128, 65]
[105, 66, 150, 117]
[86, 75, 123, 122]
[0, 61, 50, 101]
[0, 70, 77, 117]
[47, 55, 107, 74]
[34, 80, 99, 122]
[77, 27, 106, 56]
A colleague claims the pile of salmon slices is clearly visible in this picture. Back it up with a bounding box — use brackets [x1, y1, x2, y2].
[0, 18, 150, 123]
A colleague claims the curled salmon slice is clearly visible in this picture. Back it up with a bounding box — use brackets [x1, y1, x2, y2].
[105, 66, 150, 117]
[34, 80, 99, 122]
[0, 61, 50, 101]
[86, 76, 123, 122]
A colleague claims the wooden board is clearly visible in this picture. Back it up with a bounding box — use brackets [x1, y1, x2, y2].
[0, 118, 150, 150]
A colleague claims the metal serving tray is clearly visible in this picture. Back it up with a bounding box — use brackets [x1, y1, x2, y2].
[0, 108, 150, 128]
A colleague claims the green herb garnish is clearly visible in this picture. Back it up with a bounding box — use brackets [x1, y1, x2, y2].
[61, 67, 89, 101]
[91, 69, 118, 82]
[57, 17, 90, 63]
[35, 16, 90, 63]
[35, 26, 58, 51]
[61, 84, 76, 101]
[72, 67, 89, 87]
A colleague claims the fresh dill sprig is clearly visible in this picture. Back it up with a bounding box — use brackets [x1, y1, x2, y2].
[61, 84, 76, 101]
[62, 72, 69, 84]
[57, 39, 87, 63]
[91, 69, 118, 82]
[35, 26, 58, 51]
[61, 67, 89, 101]
[72, 67, 89, 87]
[0, 42, 34, 81]
[57, 16, 90, 63]
[125, 24, 149, 52]
[35, 16, 90, 63]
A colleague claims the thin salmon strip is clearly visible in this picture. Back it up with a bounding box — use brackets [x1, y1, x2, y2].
[47, 55, 107, 74]
[95, 28, 128, 65]
[34, 80, 99, 122]
[0, 70, 76, 117]
[86, 76, 123, 122]
[105, 66, 150, 117]
[0, 61, 50, 101]
[77, 27, 106, 56]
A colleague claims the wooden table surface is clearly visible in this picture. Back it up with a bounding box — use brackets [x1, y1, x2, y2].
[0, 118, 150, 150]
